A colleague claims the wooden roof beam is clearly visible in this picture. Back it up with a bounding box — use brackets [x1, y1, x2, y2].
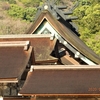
[66, 16, 78, 20]
[30, 65, 100, 70]
[63, 11, 73, 15]
[0, 78, 18, 83]
[0, 34, 51, 38]
[56, 5, 67, 9]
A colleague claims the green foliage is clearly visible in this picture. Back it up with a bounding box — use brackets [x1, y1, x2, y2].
[24, 7, 37, 22]
[19, 0, 43, 7]
[8, 4, 25, 19]
[86, 36, 100, 56]
[7, 4, 37, 22]
[74, 0, 100, 56]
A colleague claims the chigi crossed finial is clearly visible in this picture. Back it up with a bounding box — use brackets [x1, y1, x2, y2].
[36, 0, 79, 21]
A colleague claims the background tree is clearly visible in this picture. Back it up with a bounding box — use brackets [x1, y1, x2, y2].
[0, 0, 100, 56]
[73, 0, 100, 56]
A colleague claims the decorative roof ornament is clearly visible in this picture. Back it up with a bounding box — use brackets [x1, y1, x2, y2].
[35, 0, 80, 36]
[36, 0, 79, 21]
[44, 5, 48, 10]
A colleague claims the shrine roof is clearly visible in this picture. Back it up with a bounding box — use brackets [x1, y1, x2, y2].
[19, 65, 100, 97]
[0, 34, 58, 64]
[24, 10, 100, 64]
[0, 41, 32, 83]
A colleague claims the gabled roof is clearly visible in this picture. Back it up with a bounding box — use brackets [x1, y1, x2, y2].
[25, 10, 100, 64]
[0, 41, 32, 83]
[19, 65, 100, 97]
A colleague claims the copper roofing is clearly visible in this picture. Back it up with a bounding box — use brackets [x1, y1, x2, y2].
[19, 65, 100, 97]
[0, 34, 57, 64]
[0, 42, 32, 83]
[25, 10, 100, 64]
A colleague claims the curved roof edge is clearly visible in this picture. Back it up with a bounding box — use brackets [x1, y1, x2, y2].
[25, 10, 100, 64]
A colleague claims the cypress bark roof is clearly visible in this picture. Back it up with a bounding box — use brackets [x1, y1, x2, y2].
[25, 10, 100, 64]
[0, 42, 32, 83]
[19, 65, 100, 96]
